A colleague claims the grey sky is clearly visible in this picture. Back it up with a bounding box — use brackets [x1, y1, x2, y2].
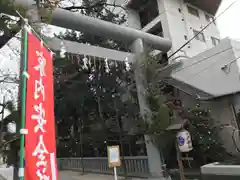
[217, 0, 240, 40]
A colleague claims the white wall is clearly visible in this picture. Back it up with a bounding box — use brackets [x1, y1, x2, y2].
[171, 38, 240, 98]
[162, 0, 221, 58]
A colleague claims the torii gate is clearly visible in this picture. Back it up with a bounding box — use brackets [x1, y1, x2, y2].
[13, 0, 179, 178]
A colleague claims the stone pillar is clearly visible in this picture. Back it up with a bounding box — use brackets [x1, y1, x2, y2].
[131, 39, 165, 178]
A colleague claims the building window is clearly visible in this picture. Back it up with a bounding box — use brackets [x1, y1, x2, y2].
[127, 0, 159, 27]
[147, 22, 163, 37]
[193, 30, 205, 42]
[205, 13, 215, 24]
[205, 14, 211, 22]
[138, 0, 159, 27]
[187, 5, 199, 17]
[206, 14, 210, 21]
[211, 37, 220, 46]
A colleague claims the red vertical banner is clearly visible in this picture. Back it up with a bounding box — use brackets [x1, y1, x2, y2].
[25, 30, 58, 180]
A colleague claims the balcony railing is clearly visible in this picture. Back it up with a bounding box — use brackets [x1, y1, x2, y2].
[58, 156, 150, 178]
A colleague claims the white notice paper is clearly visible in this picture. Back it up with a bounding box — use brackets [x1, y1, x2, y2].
[109, 147, 119, 163]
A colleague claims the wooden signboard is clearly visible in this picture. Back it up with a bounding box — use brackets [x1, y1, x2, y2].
[107, 146, 121, 168]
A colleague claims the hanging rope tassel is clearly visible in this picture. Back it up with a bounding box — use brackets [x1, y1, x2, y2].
[124, 57, 131, 71]
[105, 58, 110, 73]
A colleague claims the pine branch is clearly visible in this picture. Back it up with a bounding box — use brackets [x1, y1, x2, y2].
[0, 77, 18, 84]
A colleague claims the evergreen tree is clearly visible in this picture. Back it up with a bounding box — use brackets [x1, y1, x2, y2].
[180, 105, 231, 165]
[136, 54, 231, 169]
[54, 0, 140, 157]
[0, 100, 19, 165]
[0, 0, 25, 48]
[54, 53, 138, 157]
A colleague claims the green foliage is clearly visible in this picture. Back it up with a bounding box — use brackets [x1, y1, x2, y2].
[137, 54, 230, 166]
[0, 100, 20, 166]
[39, 8, 53, 24]
[0, 0, 26, 167]
[138, 54, 174, 127]
[58, 0, 126, 50]
[134, 54, 176, 158]
[54, 53, 140, 157]
[81, 0, 126, 23]
[181, 105, 231, 163]
[53, 0, 139, 157]
[0, 0, 26, 47]
[0, 0, 26, 16]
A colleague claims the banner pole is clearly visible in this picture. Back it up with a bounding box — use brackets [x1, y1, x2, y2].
[114, 166, 118, 180]
[19, 21, 28, 180]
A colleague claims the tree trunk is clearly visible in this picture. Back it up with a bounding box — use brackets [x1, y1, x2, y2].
[0, 97, 5, 145]
[79, 118, 85, 175]
[26, 1, 42, 34]
[13, 163, 19, 180]
[12, 142, 19, 180]
[115, 98, 127, 178]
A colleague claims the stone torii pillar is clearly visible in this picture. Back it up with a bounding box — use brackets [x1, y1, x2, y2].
[13, 0, 174, 178]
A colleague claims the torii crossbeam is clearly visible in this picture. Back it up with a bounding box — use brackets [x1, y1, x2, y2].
[14, 0, 171, 53]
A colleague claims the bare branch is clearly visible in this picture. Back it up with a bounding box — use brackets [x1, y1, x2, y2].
[63, 2, 126, 11]
[0, 72, 19, 84]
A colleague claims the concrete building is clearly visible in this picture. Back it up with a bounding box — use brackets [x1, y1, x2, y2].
[112, 0, 240, 155]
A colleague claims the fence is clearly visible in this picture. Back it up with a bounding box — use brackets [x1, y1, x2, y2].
[58, 156, 150, 177]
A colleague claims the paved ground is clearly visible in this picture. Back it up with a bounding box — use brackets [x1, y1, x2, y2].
[0, 167, 13, 180]
[59, 171, 174, 180]
[0, 168, 175, 180]
[0, 168, 145, 180]
[59, 171, 144, 180]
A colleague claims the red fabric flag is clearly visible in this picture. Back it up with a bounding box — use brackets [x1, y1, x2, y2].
[24, 31, 58, 180]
